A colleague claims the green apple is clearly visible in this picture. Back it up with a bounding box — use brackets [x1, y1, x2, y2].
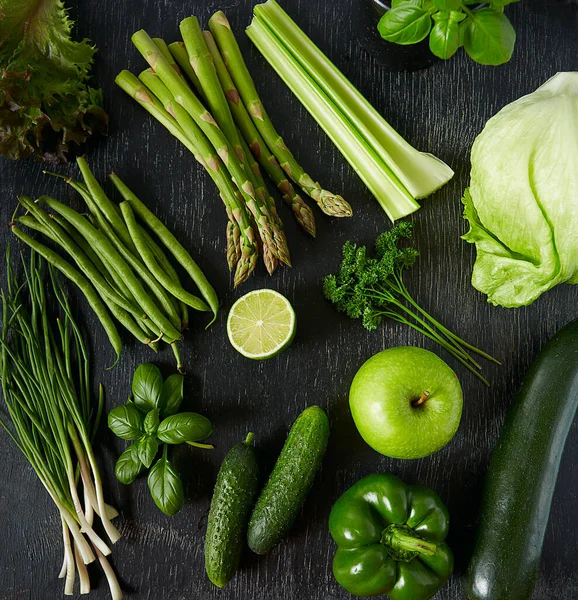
[349, 346, 463, 459]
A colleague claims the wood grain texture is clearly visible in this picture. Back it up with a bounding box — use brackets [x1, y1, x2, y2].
[1, 0, 577, 598]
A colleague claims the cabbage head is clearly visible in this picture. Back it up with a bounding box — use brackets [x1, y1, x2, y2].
[462, 72, 578, 308]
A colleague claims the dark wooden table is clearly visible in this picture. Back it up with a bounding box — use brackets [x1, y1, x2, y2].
[1, 0, 577, 598]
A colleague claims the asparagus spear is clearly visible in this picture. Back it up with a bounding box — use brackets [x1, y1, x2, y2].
[138, 68, 260, 286]
[203, 30, 316, 238]
[226, 219, 241, 270]
[208, 11, 352, 218]
[130, 30, 280, 276]
[115, 69, 257, 286]
[179, 18, 290, 270]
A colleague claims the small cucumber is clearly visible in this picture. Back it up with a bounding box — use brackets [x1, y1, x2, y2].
[204, 432, 259, 588]
[248, 405, 330, 554]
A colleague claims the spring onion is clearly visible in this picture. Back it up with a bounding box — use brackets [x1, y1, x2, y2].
[0, 250, 122, 598]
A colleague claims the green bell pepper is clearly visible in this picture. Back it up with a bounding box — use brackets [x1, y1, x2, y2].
[329, 474, 453, 600]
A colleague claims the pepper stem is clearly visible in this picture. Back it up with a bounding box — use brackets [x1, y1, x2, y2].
[381, 524, 437, 562]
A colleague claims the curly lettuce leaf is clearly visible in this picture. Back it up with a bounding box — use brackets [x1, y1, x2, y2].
[462, 72, 578, 307]
[0, 0, 108, 162]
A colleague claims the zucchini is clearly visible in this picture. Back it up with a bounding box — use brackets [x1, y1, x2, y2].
[204, 432, 259, 588]
[247, 405, 329, 554]
[464, 319, 578, 600]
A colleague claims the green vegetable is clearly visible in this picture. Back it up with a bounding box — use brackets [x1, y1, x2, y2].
[329, 474, 453, 599]
[128, 29, 285, 276]
[156, 413, 213, 444]
[247, 406, 329, 554]
[148, 446, 184, 516]
[108, 362, 213, 515]
[377, 0, 517, 66]
[10, 225, 123, 366]
[462, 72, 578, 307]
[323, 222, 498, 384]
[0, 0, 108, 162]
[13, 158, 218, 365]
[132, 363, 164, 412]
[161, 374, 185, 416]
[209, 11, 352, 219]
[200, 31, 316, 238]
[122, 68, 258, 286]
[205, 433, 259, 588]
[246, 1, 454, 222]
[463, 319, 578, 600]
[429, 11, 465, 59]
[0, 250, 121, 597]
[115, 444, 145, 484]
[108, 403, 145, 440]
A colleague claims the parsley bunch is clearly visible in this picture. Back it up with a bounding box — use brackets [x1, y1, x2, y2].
[323, 223, 498, 384]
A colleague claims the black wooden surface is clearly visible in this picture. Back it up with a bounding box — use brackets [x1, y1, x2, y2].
[1, 1, 578, 598]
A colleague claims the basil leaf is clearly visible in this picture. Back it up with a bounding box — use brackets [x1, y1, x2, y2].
[161, 374, 184, 417]
[108, 404, 144, 440]
[148, 456, 184, 516]
[157, 413, 213, 445]
[132, 363, 163, 412]
[429, 11, 464, 59]
[144, 408, 160, 435]
[463, 8, 515, 65]
[433, 0, 461, 10]
[377, 5, 432, 45]
[115, 444, 144, 484]
[137, 435, 160, 469]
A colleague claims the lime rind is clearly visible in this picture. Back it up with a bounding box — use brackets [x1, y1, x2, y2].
[227, 289, 296, 359]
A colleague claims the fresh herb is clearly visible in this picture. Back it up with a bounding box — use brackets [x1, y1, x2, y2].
[0, 250, 121, 597]
[377, 0, 518, 65]
[108, 362, 213, 516]
[462, 72, 578, 307]
[0, 0, 108, 162]
[323, 223, 498, 384]
[245, 1, 454, 223]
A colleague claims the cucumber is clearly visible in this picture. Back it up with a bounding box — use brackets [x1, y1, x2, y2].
[247, 405, 330, 554]
[204, 432, 259, 588]
[464, 319, 578, 600]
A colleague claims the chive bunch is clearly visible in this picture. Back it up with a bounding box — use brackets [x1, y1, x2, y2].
[0, 251, 121, 598]
[11, 158, 218, 370]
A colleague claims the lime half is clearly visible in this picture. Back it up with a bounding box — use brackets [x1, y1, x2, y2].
[227, 289, 296, 360]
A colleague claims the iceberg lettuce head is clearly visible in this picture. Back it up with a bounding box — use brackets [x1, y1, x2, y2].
[462, 72, 578, 307]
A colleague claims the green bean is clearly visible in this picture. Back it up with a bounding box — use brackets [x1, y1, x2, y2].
[76, 158, 137, 254]
[16, 214, 141, 319]
[16, 204, 145, 320]
[140, 227, 189, 329]
[11, 226, 122, 367]
[37, 196, 182, 342]
[109, 173, 219, 325]
[69, 187, 182, 332]
[50, 213, 114, 286]
[120, 202, 210, 312]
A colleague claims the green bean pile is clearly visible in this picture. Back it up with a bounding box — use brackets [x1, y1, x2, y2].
[11, 158, 218, 370]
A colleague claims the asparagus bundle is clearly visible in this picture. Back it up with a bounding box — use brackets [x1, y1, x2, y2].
[116, 15, 352, 281]
[11, 158, 218, 370]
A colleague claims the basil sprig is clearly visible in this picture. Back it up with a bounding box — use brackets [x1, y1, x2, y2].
[107, 363, 213, 515]
[377, 0, 518, 65]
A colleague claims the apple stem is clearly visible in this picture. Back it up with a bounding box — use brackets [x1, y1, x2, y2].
[412, 391, 430, 407]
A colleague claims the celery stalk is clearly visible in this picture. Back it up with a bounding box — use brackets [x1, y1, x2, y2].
[251, 0, 454, 200]
[246, 16, 420, 222]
